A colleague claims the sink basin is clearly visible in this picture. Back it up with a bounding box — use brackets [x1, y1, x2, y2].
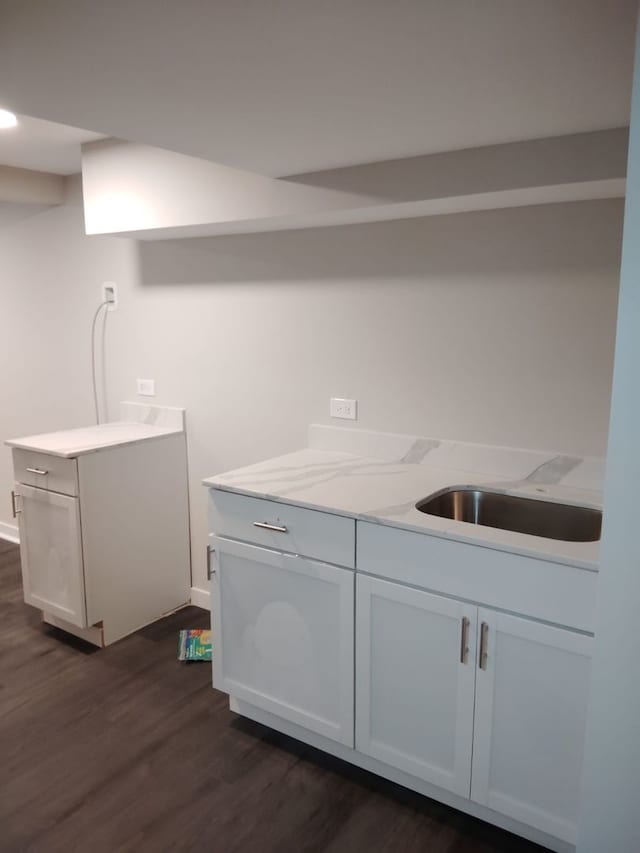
[415, 487, 601, 542]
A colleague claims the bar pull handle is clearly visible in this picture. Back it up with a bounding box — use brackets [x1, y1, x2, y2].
[253, 521, 288, 533]
[26, 467, 48, 476]
[479, 622, 489, 670]
[206, 545, 216, 580]
[11, 490, 21, 518]
[459, 617, 470, 664]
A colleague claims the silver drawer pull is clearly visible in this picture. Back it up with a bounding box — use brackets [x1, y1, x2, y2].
[206, 544, 216, 580]
[253, 521, 288, 533]
[26, 467, 48, 475]
[11, 490, 21, 518]
[459, 617, 470, 664]
[479, 622, 489, 670]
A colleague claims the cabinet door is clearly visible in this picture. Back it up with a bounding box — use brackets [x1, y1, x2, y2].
[211, 536, 354, 745]
[15, 483, 87, 628]
[356, 574, 477, 797]
[471, 610, 593, 844]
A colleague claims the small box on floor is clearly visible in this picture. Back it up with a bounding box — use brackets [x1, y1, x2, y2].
[178, 629, 212, 661]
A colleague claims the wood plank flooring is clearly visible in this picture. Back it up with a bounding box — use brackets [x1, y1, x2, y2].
[0, 540, 545, 853]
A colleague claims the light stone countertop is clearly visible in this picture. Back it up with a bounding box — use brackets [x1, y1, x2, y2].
[5, 402, 185, 458]
[204, 425, 603, 571]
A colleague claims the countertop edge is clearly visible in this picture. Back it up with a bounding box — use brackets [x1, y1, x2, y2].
[6, 428, 184, 458]
[204, 480, 600, 574]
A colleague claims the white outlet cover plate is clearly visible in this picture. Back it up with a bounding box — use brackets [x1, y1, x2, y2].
[330, 397, 357, 420]
[137, 378, 156, 397]
[102, 281, 118, 311]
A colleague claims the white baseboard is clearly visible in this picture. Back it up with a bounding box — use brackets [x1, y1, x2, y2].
[190, 586, 211, 611]
[0, 522, 19, 544]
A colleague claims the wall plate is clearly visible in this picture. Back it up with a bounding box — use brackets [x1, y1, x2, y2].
[330, 397, 357, 420]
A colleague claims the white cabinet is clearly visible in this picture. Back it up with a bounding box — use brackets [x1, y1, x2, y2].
[471, 610, 593, 844]
[356, 575, 592, 844]
[15, 483, 86, 627]
[9, 430, 191, 646]
[208, 488, 595, 852]
[211, 536, 355, 745]
[355, 574, 476, 797]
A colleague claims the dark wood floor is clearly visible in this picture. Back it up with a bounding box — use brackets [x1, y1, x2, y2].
[0, 540, 546, 853]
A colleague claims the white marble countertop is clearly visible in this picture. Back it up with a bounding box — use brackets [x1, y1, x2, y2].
[5, 402, 185, 458]
[204, 425, 603, 571]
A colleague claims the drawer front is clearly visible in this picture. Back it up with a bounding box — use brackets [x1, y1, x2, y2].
[13, 449, 79, 497]
[210, 489, 355, 568]
[356, 521, 597, 633]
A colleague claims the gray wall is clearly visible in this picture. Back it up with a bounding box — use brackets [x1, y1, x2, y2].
[0, 187, 623, 588]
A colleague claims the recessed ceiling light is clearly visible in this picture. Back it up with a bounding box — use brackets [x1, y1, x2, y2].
[0, 109, 18, 129]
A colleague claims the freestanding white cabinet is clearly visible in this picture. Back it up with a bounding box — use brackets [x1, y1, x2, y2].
[7, 404, 191, 646]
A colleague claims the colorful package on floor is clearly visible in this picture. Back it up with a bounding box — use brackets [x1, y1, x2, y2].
[178, 629, 212, 661]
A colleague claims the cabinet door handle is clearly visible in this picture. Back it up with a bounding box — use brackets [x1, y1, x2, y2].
[11, 490, 21, 518]
[479, 622, 489, 670]
[459, 616, 470, 664]
[26, 467, 48, 475]
[206, 545, 216, 580]
[253, 521, 288, 533]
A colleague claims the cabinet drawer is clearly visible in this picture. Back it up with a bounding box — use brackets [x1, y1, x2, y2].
[13, 449, 78, 497]
[210, 489, 355, 568]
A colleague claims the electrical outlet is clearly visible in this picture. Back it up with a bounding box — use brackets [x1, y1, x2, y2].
[102, 282, 118, 311]
[137, 378, 156, 397]
[330, 397, 357, 420]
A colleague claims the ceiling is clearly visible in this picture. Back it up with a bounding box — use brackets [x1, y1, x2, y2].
[0, 0, 636, 177]
[0, 115, 103, 174]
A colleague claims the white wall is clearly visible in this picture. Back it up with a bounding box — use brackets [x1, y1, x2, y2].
[578, 15, 640, 853]
[0, 185, 623, 589]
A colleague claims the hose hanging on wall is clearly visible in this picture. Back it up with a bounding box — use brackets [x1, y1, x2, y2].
[91, 301, 110, 424]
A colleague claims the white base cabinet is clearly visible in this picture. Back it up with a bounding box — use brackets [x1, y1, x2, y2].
[471, 610, 592, 844]
[355, 575, 591, 846]
[356, 574, 476, 797]
[212, 536, 355, 745]
[208, 488, 594, 853]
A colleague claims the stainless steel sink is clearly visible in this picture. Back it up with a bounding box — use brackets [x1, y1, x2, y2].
[415, 487, 601, 542]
